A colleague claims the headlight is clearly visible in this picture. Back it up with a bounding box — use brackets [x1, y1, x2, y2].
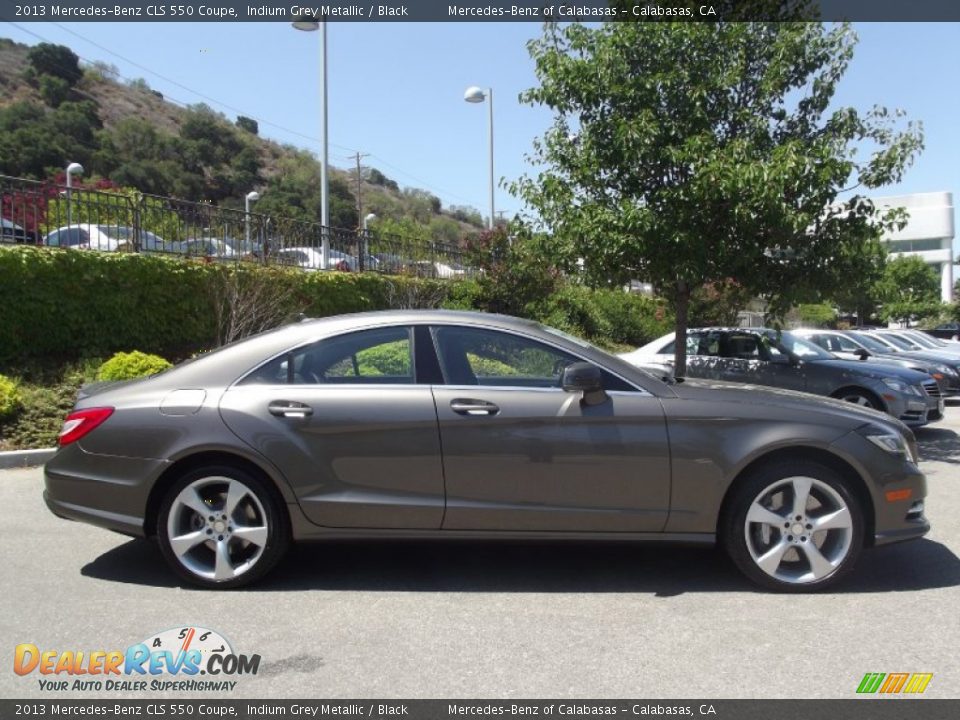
[932, 363, 955, 378]
[881, 378, 923, 396]
[865, 431, 918, 464]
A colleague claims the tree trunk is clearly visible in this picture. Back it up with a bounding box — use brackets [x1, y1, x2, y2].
[674, 281, 691, 378]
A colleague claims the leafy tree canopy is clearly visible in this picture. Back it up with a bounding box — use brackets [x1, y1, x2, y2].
[26, 43, 82, 86]
[512, 15, 923, 374]
[875, 255, 942, 326]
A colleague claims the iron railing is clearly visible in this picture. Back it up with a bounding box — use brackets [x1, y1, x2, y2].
[0, 174, 473, 278]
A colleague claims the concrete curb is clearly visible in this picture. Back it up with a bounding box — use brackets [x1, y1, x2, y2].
[0, 448, 56, 469]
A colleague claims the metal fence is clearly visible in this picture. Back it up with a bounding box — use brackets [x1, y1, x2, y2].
[0, 174, 473, 278]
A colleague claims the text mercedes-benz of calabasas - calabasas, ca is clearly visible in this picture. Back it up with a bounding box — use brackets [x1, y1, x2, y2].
[44, 311, 929, 591]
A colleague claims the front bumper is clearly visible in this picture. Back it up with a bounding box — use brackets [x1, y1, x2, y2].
[829, 430, 930, 548]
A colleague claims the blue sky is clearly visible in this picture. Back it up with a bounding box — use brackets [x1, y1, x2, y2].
[2, 21, 958, 232]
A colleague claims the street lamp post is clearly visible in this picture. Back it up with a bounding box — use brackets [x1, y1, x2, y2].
[65, 162, 84, 226]
[464, 86, 494, 230]
[245, 191, 260, 254]
[361, 213, 376, 271]
[292, 16, 330, 269]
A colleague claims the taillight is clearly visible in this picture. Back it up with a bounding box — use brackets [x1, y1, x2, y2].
[58, 407, 114, 446]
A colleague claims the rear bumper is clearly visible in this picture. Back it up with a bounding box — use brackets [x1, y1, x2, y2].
[43, 444, 167, 537]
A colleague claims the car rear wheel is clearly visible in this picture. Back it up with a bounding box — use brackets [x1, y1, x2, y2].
[722, 461, 864, 592]
[157, 466, 289, 589]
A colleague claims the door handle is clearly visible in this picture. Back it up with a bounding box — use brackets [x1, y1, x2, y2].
[268, 401, 313, 418]
[450, 399, 500, 416]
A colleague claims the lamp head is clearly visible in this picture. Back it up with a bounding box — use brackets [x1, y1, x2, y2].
[463, 86, 486, 103]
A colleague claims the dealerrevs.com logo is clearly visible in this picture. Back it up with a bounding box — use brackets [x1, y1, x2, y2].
[13, 626, 260, 693]
[856, 672, 933, 695]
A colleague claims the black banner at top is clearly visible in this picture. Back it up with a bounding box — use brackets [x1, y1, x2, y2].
[1, 0, 960, 23]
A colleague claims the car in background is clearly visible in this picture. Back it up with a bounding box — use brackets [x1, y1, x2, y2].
[44, 310, 929, 592]
[869, 329, 960, 358]
[407, 260, 467, 279]
[793, 328, 958, 397]
[924, 322, 960, 341]
[274, 246, 357, 271]
[897, 329, 960, 354]
[843, 329, 960, 395]
[45, 224, 124, 251]
[1, 217, 36, 243]
[181, 237, 245, 259]
[620, 327, 942, 427]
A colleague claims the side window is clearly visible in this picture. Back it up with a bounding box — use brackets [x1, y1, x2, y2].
[241, 326, 414, 385]
[696, 332, 722, 357]
[722, 333, 760, 360]
[658, 340, 675, 356]
[433, 326, 577, 388]
[833, 335, 859, 352]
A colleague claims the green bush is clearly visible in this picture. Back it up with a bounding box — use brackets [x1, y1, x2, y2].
[0, 375, 21, 420]
[97, 351, 172, 381]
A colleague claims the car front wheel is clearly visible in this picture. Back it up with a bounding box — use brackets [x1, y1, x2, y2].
[722, 461, 864, 592]
[157, 466, 289, 589]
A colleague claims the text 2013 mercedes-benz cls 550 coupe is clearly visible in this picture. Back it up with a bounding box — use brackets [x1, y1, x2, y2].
[45, 311, 929, 591]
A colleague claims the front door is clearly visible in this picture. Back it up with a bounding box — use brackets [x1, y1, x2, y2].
[429, 325, 671, 532]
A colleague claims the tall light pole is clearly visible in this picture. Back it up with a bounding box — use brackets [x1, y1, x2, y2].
[464, 86, 494, 230]
[292, 15, 329, 269]
[65, 162, 83, 226]
[362, 212, 376, 272]
[245, 190, 260, 254]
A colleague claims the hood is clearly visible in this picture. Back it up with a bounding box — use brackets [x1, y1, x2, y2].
[672, 378, 909, 433]
[805, 357, 929, 384]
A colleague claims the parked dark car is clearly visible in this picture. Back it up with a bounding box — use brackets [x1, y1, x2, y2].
[621, 327, 943, 427]
[924, 323, 960, 341]
[793, 328, 959, 397]
[45, 312, 928, 592]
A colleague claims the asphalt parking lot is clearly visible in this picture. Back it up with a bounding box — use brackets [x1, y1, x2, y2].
[2, 409, 959, 700]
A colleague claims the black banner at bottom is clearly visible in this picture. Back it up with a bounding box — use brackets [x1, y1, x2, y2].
[1, 700, 959, 720]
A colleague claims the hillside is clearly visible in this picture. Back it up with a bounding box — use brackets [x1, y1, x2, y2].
[0, 37, 485, 243]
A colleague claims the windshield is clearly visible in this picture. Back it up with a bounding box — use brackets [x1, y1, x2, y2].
[877, 333, 915, 350]
[763, 331, 835, 360]
[846, 331, 891, 352]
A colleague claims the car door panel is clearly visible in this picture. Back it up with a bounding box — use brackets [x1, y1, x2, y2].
[220, 385, 445, 529]
[433, 388, 671, 532]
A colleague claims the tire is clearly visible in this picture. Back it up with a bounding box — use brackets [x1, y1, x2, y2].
[157, 465, 290, 589]
[833, 389, 883, 411]
[721, 461, 864, 592]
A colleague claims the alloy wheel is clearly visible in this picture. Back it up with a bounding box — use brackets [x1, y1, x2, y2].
[743, 475, 854, 586]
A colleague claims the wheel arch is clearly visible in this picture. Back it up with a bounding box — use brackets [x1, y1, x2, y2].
[144, 450, 292, 538]
[717, 446, 876, 548]
[830, 385, 886, 412]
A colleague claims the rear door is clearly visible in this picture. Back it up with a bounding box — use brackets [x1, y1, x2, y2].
[219, 325, 445, 529]
[428, 324, 671, 532]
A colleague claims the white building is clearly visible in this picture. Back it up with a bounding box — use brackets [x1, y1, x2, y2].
[874, 191, 955, 302]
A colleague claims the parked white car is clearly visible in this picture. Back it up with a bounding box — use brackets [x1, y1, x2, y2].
[274, 246, 358, 271]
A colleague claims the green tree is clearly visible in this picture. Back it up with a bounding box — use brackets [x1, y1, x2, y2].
[827, 236, 888, 325]
[26, 43, 82, 86]
[236, 116, 259, 135]
[512, 18, 922, 375]
[875, 256, 942, 326]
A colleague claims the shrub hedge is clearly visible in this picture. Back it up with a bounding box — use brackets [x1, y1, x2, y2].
[0, 374, 21, 420]
[97, 351, 173, 381]
[0, 246, 671, 366]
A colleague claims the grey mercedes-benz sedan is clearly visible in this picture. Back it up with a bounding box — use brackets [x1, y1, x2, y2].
[44, 311, 929, 592]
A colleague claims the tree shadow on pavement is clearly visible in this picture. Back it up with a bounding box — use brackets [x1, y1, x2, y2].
[82, 536, 960, 596]
[915, 426, 960, 464]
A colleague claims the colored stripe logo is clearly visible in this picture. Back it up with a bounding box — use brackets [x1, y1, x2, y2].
[857, 672, 933, 694]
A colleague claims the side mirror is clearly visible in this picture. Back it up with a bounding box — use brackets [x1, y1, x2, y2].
[854, 348, 870, 360]
[562, 362, 608, 406]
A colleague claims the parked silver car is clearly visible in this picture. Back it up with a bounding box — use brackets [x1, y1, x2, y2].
[621, 327, 943, 427]
[45, 312, 928, 592]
